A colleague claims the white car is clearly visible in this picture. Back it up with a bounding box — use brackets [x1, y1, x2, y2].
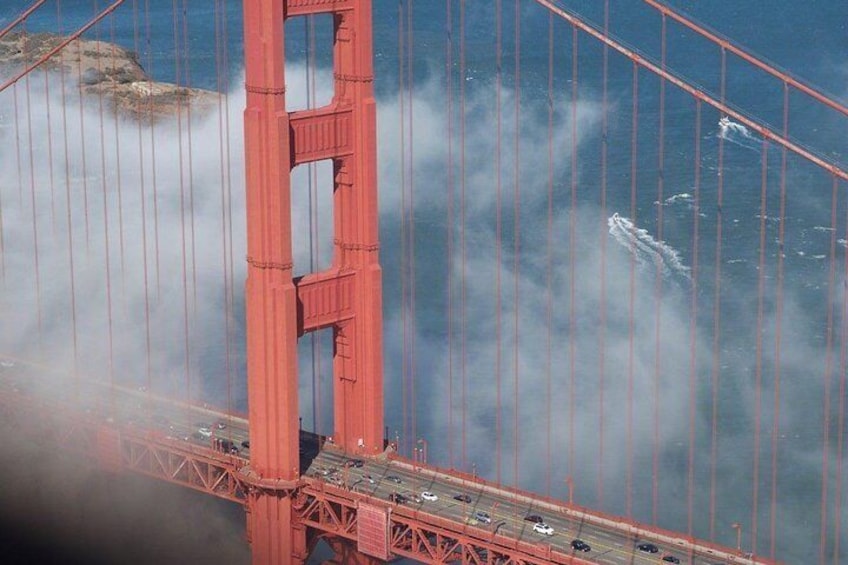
[421, 491, 438, 502]
[533, 522, 554, 536]
[197, 424, 213, 438]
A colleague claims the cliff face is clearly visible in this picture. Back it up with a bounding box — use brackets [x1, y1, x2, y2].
[0, 31, 219, 121]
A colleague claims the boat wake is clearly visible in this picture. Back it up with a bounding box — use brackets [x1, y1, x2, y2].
[608, 213, 691, 280]
[718, 116, 761, 153]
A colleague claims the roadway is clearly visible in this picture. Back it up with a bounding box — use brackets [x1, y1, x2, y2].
[309, 449, 743, 565]
[0, 357, 764, 565]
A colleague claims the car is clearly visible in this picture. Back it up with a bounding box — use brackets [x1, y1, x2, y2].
[0, 360, 15, 368]
[453, 494, 472, 503]
[196, 423, 212, 437]
[533, 522, 554, 536]
[571, 539, 591, 552]
[473, 511, 491, 524]
[524, 514, 544, 523]
[662, 556, 680, 564]
[363, 474, 376, 484]
[215, 420, 227, 430]
[214, 438, 239, 454]
[388, 493, 408, 504]
[241, 440, 250, 449]
[637, 543, 659, 554]
[386, 475, 403, 484]
[343, 459, 364, 468]
[421, 491, 438, 502]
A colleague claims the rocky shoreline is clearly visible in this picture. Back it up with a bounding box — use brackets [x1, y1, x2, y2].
[0, 31, 220, 121]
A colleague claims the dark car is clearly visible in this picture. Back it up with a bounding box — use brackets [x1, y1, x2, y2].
[453, 494, 472, 503]
[388, 493, 408, 504]
[386, 475, 403, 484]
[343, 459, 364, 468]
[524, 514, 544, 523]
[571, 539, 591, 552]
[214, 438, 239, 454]
[637, 543, 659, 554]
[241, 440, 251, 449]
[662, 556, 680, 564]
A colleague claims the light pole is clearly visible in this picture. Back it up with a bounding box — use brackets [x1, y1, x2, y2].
[731, 523, 742, 551]
[417, 438, 428, 465]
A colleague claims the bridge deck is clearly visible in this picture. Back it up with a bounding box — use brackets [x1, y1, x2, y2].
[0, 358, 772, 565]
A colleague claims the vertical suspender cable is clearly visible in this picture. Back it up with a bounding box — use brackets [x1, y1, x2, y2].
[181, 0, 198, 316]
[445, 0, 455, 469]
[459, 0, 468, 471]
[94, 2, 116, 410]
[398, 0, 408, 455]
[133, 0, 154, 396]
[407, 0, 417, 451]
[709, 46, 728, 542]
[752, 139, 770, 554]
[172, 0, 192, 414]
[13, 81, 23, 207]
[653, 12, 667, 526]
[568, 22, 578, 497]
[24, 31, 43, 342]
[598, 0, 609, 509]
[73, 20, 91, 255]
[834, 211, 848, 563]
[512, 0, 521, 490]
[58, 3, 80, 396]
[44, 54, 56, 235]
[494, 0, 502, 484]
[769, 83, 789, 559]
[145, 0, 161, 298]
[545, 9, 553, 499]
[222, 2, 237, 419]
[110, 15, 126, 303]
[626, 60, 639, 518]
[215, 0, 234, 432]
[687, 100, 702, 538]
[818, 174, 838, 565]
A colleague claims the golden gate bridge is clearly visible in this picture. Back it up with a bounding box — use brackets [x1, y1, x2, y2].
[0, 1, 845, 563]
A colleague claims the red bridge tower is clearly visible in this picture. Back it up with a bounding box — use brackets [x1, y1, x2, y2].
[242, 0, 383, 562]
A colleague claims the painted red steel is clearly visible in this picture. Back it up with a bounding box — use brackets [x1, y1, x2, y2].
[300, 482, 591, 565]
[0, 393, 248, 503]
[355, 503, 390, 560]
[1, 382, 781, 564]
[4, 0, 845, 562]
[242, 0, 383, 561]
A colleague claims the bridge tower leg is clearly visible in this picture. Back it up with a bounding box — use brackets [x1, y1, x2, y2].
[242, 0, 383, 563]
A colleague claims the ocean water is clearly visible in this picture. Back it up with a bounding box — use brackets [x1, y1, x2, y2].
[0, 1, 846, 564]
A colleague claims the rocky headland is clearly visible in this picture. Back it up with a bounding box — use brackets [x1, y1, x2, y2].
[0, 31, 219, 121]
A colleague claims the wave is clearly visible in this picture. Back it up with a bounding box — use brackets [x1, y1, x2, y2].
[718, 116, 761, 153]
[607, 212, 691, 280]
[656, 192, 693, 206]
